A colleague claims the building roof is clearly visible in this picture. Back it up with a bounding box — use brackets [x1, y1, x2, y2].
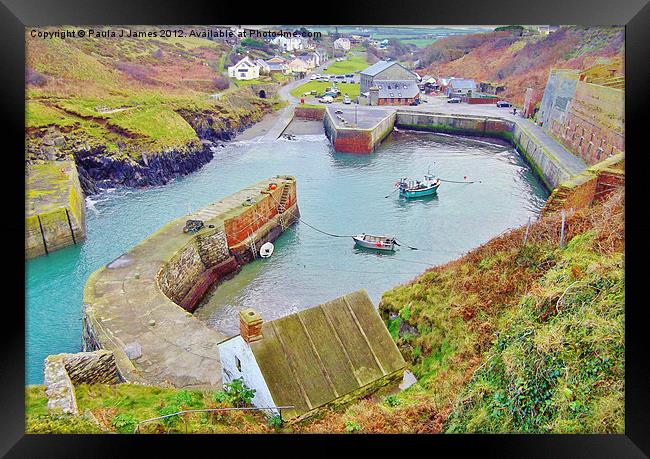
[249, 290, 406, 420]
[267, 62, 286, 71]
[360, 60, 417, 80]
[375, 80, 420, 99]
[449, 78, 477, 89]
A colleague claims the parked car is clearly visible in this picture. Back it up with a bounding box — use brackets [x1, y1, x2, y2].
[345, 73, 354, 78]
[343, 95, 351, 104]
[319, 96, 334, 103]
[336, 75, 345, 79]
[496, 100, 513, 108]
[310, 74, 318, 80]
[448, 97, 461, 103]
[335, 109, 344, 114]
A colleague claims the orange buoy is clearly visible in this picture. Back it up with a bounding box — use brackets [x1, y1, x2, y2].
[269, 184, 277, 190]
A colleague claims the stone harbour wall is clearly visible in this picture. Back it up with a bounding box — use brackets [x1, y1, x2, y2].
[26, 160, 86, 259]
[324, 109, 396, 154]
[44, 350, 121, 415]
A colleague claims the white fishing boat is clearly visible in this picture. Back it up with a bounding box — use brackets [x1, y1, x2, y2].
[259, 242, 274, 258]
[352, 233, 397, 251]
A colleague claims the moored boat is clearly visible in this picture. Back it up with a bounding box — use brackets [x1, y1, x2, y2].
[352, 233, 397, 251]
[397, 173, 441, 198]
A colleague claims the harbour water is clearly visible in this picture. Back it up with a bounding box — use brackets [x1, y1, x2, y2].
[25, 130, 548, 384]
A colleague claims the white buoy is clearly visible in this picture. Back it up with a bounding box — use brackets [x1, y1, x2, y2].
[259, 242, 274, 258]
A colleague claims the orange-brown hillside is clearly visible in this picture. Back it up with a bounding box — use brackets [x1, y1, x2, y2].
[419, 26, 624, 106]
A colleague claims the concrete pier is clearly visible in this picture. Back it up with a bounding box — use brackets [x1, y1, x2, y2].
[26, 160, 86, 259]
[82, 176, 299, 389]
[324, 106, 396, 153]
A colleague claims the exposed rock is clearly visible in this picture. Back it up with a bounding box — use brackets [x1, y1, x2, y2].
[124, 342, 142, 360]
[73, 145, 214, 195]
[399, 370, 417, 390]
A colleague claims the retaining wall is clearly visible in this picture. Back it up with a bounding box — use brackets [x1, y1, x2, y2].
[26, 160, 86, 259]
[294, 106, 325, 120]
[324, 109, 396, 154]
[538, 70, 624, 165]
[542, 153, 625, 215]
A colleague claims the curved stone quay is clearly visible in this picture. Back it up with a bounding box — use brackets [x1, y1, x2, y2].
[82, 176, 299, 389]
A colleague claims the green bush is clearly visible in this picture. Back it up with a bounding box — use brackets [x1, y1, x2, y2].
[268, 414, 284, 428]
[224, 378, 256, 407]
[158, 404, 181, 427]
[345, 420, 362, 433]
[111, 413, 137, 433]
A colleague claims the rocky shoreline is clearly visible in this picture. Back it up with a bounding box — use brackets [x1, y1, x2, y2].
[73, 145, 215, 195]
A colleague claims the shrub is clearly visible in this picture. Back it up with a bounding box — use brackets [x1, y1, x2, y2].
[158, 404, 181, 427]
[268, 414, 284, 428]
[224, 378, 256, 407]
[344, 420, 362, 433]
[212, 391, 230, 404]
[111, 413, 137, 433]
[385, 395, 401, 407]
[213, 76, 230, 91]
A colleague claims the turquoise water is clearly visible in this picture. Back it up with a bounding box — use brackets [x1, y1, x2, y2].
[25, 131, 548, 384]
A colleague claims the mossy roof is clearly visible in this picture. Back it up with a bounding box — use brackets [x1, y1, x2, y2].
[250, 289, 406, 419]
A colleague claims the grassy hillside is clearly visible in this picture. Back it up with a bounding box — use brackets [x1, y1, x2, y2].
[419, 26, 624, 106]
[25, 26, 279, 162]
[26, 189, 624, 434]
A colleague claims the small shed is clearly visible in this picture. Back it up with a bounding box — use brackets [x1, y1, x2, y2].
[218, 290, 407, 421]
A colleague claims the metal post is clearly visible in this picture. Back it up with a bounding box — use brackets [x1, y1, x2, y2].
[560, 209, 566, 248]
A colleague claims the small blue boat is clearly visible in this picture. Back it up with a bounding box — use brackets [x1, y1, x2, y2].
[397, 173, 441, 198]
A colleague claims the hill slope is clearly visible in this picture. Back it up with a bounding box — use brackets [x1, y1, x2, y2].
[26, 26, 282, 192]
[419, 26, 624, 106]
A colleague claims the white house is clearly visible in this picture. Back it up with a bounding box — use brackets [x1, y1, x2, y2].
[217, 290, 407, 422]
[255, 59, 270, 75]
[333, 37, 351, 51]
[228, 56, 260, 80]
[271, 36, 304, 52]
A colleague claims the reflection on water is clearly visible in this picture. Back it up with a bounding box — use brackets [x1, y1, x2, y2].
[25, 130, 548, 383]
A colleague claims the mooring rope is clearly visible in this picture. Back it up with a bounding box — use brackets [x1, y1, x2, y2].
[438, 178, 481, 184]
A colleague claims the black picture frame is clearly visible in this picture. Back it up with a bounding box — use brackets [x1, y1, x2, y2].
[3, 0, 647, 456]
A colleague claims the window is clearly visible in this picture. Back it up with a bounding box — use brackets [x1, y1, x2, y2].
[235, 356, 241, 372]
[398, 98, 402, 102]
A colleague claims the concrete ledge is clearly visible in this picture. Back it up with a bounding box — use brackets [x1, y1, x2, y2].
[324, 107, 396, 154]
[82, 177, 299, 389]
[26, 160, 86, 259]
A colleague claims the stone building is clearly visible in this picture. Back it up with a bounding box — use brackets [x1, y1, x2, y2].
[360, 61, 420, 106]
[217, 290, 407, 422]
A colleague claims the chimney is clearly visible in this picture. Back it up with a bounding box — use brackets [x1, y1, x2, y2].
[240, 309, 263, 343]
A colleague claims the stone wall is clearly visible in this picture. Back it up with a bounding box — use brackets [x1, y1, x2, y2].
[44, 350, 121, 415]
[324, 110, 396, 154]
[294, 106, 325, 120]
[538, 70, 624, 165]
[542, 153, 624, 215]
[26, 160, 86, 259]
[158, 229, 231, 312]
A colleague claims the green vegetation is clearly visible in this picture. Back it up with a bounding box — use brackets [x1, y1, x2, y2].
[446, 230, 624, 432]
[296, 190, 624, 433]
[290, 81, 360, 99]
[24, 190, 624, 434]
[25, 28, 282, 161]
[26, 379, 273, 434]
[325, 54, 369, 75]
